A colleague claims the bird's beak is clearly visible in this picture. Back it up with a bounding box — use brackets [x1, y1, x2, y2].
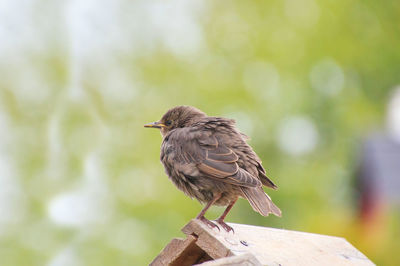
[144, 121, 165, 129]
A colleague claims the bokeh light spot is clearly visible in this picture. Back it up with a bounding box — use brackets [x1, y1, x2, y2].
[310, 58, 345, 97]
[276, 115, 319, 156]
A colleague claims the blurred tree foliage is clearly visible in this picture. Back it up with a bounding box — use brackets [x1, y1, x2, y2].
[0, 0, 399, 265]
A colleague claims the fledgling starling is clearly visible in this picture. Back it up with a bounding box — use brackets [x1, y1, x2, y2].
[145, 106, 281, 232]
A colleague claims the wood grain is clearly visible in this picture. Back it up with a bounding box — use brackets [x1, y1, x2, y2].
[151, 219, 375, 266]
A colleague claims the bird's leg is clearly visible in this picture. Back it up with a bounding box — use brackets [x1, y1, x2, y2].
[196, 193, 222, 231]
[216, 198, 238, 233]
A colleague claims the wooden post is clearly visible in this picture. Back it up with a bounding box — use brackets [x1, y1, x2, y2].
[151, 219, 375, 266]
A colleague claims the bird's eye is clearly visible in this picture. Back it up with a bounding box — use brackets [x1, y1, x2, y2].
[165, 120, 172, 126]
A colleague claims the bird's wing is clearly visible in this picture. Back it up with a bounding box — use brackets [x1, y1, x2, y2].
[162, 128, 262, 188]
[256, 162, 278, 189]
[197, 145, 261, 187]
[192, 133, 261, 187]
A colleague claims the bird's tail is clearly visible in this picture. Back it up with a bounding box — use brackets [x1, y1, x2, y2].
[241, 187, 282, 217]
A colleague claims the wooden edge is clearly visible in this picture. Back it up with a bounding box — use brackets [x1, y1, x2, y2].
[150, 235, 197, 266]
[182, 219, 233, 259]
[194, 253, 262, 266]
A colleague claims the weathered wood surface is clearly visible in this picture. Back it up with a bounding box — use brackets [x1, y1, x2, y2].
[151, 219, 375, 266]
[194, 253, 261, 266]
[150, 234, 212, 266]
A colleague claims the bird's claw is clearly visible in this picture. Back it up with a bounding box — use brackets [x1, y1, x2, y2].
[216, 220, 234, 233]
[198, 216, 220, 231]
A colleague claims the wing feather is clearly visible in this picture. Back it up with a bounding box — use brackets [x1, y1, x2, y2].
[198, 160, 238, 178]
[206, 149, 238, 163]
[197, 140, 261, 187]
[164, 128, 263, 188]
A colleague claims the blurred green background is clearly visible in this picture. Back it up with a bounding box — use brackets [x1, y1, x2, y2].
[0, 0, 399, 265]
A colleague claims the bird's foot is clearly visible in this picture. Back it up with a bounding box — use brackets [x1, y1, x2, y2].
[197, 216, 220, 231]
[216, 219, 234, 233]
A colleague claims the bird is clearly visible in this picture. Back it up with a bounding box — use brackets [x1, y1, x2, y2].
[144, 106, 281, 232]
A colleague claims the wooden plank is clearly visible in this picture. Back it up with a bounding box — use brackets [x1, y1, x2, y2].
[194, 253, 262, 266]
[182, 220, 233, 260]
[182, 219, 374, 266]
[150, 235, 211, 266]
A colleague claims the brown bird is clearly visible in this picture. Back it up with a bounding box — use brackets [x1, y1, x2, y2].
[144, 106, 281, 232]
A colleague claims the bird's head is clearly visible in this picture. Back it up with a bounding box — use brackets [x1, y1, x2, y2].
[144, 106, 206, 136]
